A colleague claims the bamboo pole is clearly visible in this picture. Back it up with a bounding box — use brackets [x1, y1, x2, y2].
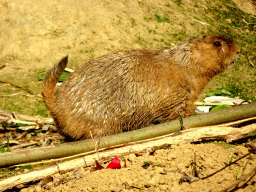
[0, 103, 255, 167]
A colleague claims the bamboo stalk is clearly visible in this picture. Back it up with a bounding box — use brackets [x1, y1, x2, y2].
[0, 103, 255, 167]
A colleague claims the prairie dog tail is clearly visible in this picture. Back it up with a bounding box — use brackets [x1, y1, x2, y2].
[42, 55, 68, 112]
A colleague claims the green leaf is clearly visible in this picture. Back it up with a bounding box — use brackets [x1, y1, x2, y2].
[212, 89, 223, 95]
[219, 88, 233, 95]
[212, 88, 233, 96]
[16, 123, 29, 127]
[210, 105, 232, 112]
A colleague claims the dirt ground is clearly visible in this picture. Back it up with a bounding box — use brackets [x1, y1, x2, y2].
[19, 142, 256, 192]
[1, 0, 256, 191]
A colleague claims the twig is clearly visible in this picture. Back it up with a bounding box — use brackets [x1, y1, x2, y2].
[11, 119, 37, 126]
[191, 153, 200, 177]
[16, 131, 29, 140]
[0, 64, 8, 70]
[246, 52, 254, 67]
[10, 141, 39, 150]
[240, 160, 249, 177]
[241, 19, 256, 25]
[201, 153, 251, 180]
[220, 166, 256, 192]
[17, 125, 39, 131]
[0, 93, 37, 97]
[0, 79, 35, 95]
[193, 19, 210, 25]
[12, 111, 18, 120]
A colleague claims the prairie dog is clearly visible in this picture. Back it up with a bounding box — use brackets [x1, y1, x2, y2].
[42, 35, 239, 140]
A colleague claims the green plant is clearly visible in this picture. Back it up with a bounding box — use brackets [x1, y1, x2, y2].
[5, 135, 10, 152]
[155, 14, 169, 23]
[0, 136, 10, 153]
[235, 167, 241, 180]
[205, 88, 234, 97]
[152, 164, 163, 168]
[142, 161, 151, 169]
[0, 142, 6, 153]
[224, 154, 234, 166]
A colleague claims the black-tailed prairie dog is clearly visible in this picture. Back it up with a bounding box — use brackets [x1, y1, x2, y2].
[42, 35, 239, 140]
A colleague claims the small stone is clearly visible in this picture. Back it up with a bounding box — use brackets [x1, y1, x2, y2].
[127, 154, 136, 162]
[177, 163, 185, 170]
[146, 175, 159, 186]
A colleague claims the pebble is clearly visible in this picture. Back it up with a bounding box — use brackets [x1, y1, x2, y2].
[127, 153, 136, 162]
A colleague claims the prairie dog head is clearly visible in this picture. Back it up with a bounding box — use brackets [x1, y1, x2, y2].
[190, 35, 239, 76]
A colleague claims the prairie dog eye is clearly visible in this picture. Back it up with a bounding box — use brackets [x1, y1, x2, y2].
[213, 41, 222, 47]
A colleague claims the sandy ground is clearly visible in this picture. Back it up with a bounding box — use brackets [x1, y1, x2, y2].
[0, 0, 256, 191]
[19, 143, 256, 192]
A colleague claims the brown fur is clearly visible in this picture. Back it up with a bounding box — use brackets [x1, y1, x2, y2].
[42, 35, 239, 140]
